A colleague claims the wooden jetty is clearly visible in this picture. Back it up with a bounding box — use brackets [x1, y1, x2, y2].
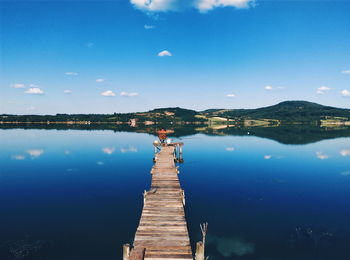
[123, 142, 199, 260]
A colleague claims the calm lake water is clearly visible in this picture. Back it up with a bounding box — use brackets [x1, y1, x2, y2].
[1, 128, 350, 260]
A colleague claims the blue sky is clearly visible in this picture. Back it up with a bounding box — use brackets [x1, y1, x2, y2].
[0, 0, 350, 114]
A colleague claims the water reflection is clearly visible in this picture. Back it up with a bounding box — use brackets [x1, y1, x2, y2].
[0, 129, 350, 259]
[340, 149, 350, 156]
[2, 124, 350, 144]
[102, 147, 115, 155]
[316, 151, 329, 160]
[208, 235, 255, 257]
[12, 155, 26, 160]
[27, 149, 44, 158]
[341, 171, 350, 176]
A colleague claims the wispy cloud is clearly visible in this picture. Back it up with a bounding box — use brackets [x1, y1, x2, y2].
[120, 91, 139, 97]
[316, 151, 329, 160]
[27, 149, 44, 158]
[158, 50, 172, 57]
[102, 147, 115, 154]
[101, 90, 116, 96]
[316, 85, 331, 95]
[144, 24, 155, 29]
[341, 70, 350, 75]
[264, 85, 284, 91]
[264, 155, 272, 160]
[27, 106, 36, 111]
[11, 83, 25, 88]
[25, 87, 44, 95]
[97, 161, 105, 165]
[196, 0, 255, 12]
[65, 72, 78, 76]
[340, 149, 350, 156]
[341, 89, 350, 97]
[226, 93, 235, 98]
[130, 0, 255, 13]
[226, 147, 235, 152]
[63, 89, 72, 94]
[96, 78, 105, 83]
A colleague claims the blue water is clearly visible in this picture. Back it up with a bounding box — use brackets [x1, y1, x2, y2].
[0, 129, 350, 259]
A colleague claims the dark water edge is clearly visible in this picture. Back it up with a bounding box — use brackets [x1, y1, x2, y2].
[1, 123, 350, 145]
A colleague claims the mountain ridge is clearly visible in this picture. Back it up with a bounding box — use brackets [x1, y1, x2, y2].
[1, 100, 349, 125]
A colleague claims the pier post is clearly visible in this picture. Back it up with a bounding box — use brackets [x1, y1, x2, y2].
[195, 241, 204, 260]
[123, 243, 130, 260]
[179, 144, 183, 163]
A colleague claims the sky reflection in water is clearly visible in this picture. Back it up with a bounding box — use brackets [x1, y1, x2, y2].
[0, 129, 350, 260]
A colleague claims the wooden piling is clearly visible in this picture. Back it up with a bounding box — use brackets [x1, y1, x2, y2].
[123, 243, 130, 260]
[195, 242, 204, 260]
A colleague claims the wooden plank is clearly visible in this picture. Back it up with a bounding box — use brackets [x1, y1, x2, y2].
[130, 145, 193, 259]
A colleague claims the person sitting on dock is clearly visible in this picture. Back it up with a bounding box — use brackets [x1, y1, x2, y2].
[157, 128, 167, 144]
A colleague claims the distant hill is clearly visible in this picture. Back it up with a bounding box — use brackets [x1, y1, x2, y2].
[202, 101, 350, 124]
[1, 101, 349, 125]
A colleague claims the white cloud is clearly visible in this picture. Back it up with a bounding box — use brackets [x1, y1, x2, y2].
[120, 91, 139, 97]
[12, 155, 26, 160]
[341, 89, 350, 97]
[65, 72, 78, 76]
[27, 149, 44, 158]
[101, 90, 116, 96]
[318, 86, 331, 91]
[264, 155, 272, 160]
[196, 0, 254, 12]
[27, 106, 36, 111]
[226, 93, 235, 98]
[102, 147, 115, 155]
[11, 83, 25, 88]
[226, 147, 235, 152]
[131, 0, 178, 12]
[340, 149, 350, 156]
[63, 89, 72, 94]
[144, 24, 155, 29]
[96, 78, 105, 83]
[316, 152, 329, 160]
[316, 86, 331, 95]
[264, 85, 285, 91]
[341, 70, 350, 75]
[158, 50, 172, 57]
[25, 88, 44, 95]
[130, 0, 255, 12]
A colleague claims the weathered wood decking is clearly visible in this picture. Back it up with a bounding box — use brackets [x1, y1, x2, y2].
[130, 145, 193, 260]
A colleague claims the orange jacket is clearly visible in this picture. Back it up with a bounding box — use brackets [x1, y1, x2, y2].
[157, 129, 167, 140]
